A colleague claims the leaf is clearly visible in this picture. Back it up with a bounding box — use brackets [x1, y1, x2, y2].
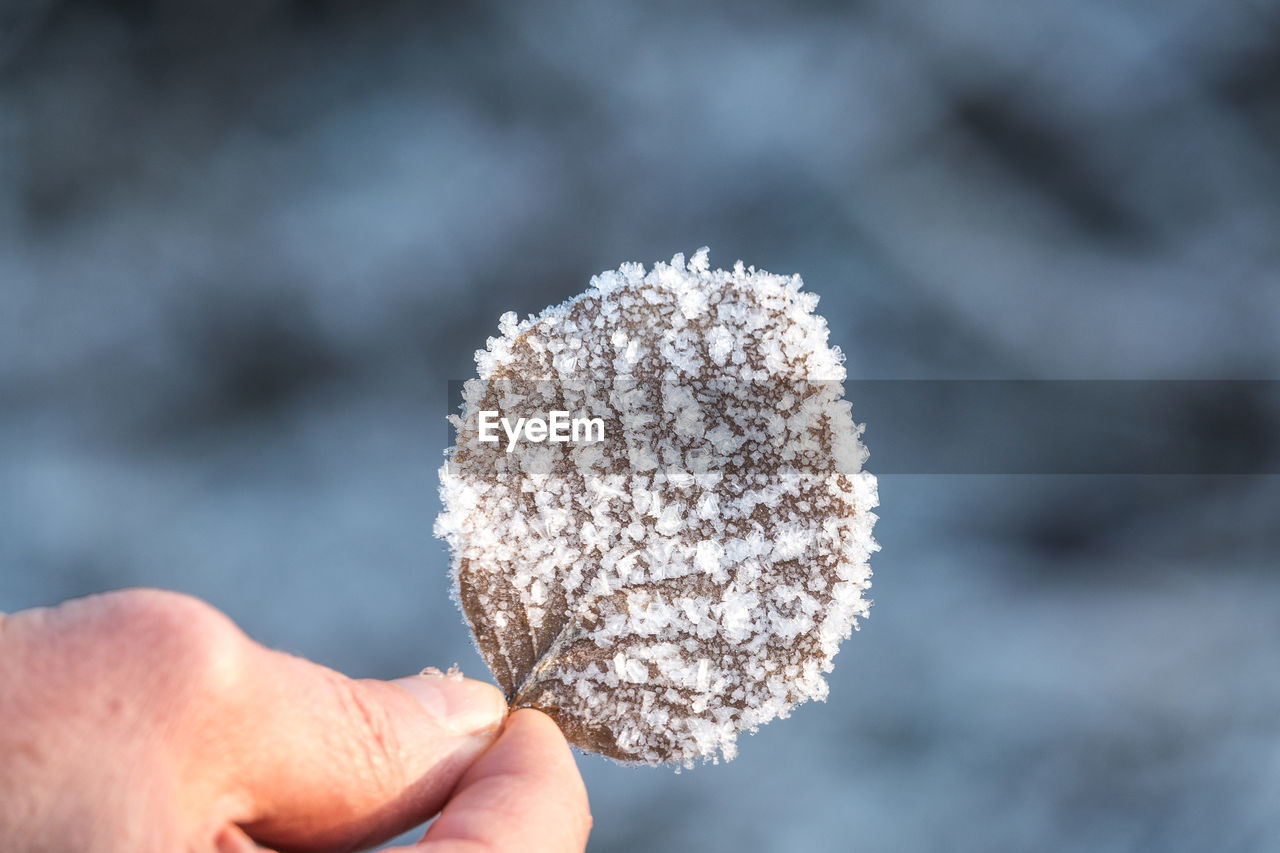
[435, 249, 878, 767]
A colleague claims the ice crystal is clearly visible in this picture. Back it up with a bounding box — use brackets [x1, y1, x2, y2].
[435, 249, 879, 767]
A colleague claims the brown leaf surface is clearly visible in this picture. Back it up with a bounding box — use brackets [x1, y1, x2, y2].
[435, 250, 878, 766]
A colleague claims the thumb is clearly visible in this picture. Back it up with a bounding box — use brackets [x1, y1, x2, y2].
[0, 590, 507, 853]
[388, 670, 509, 737]
[206, 657, 508, 852]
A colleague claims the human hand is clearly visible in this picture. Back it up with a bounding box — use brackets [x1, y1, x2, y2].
[0, 589, 591, 852]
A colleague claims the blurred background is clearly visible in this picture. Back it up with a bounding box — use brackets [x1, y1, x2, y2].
[2, 1, 1278, 850]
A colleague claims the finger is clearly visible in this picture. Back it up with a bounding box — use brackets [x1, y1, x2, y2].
[213, 824, 273, 853]
[402, 709, 591, 853]
[193, 636, 509, 851]
[10, 589, 508, 852]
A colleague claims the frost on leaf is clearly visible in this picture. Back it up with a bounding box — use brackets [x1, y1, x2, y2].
[434, 249, 879, 767]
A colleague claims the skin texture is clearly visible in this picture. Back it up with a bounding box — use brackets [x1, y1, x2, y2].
[0, 589, 591, 853]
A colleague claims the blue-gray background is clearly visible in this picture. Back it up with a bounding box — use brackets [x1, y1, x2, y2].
[2, 2, 1278, 851]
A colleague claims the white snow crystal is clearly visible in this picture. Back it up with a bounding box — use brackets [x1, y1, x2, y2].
[437, 251, 879, 767]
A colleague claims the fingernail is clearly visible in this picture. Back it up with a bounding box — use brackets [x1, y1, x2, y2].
[392, 673, 508, 735]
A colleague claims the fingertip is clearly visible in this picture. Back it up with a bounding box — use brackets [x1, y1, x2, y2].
[391, 674, 507, 736]
[507, 708, 593, 842]
[507, 706, 566, 736]
[419, 707, 591, 852]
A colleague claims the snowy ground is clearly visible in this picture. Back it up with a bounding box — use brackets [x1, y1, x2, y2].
[2, 2, 1278, 850]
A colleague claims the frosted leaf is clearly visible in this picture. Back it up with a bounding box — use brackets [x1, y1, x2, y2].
[435, 249, 879, 767]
